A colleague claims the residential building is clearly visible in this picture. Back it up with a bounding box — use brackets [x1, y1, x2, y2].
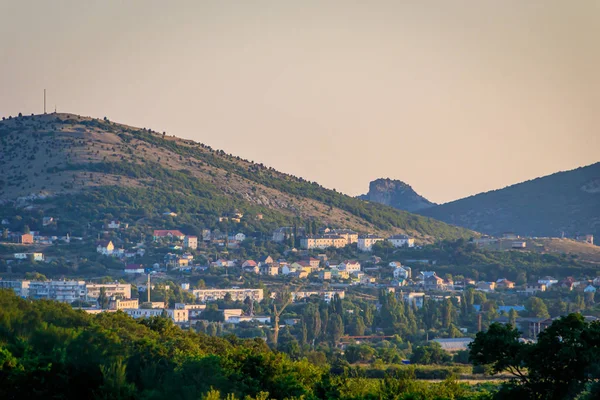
[476, 281, 496, 292]
[330, 268, 350, 280]
[338, 260, 361, 275]
[86, 283, 132, 300]
[14, 252, 44, 261]
[433, 338, 473, 353]
[512, 241, 527, 249]
[106, 220, 121, 229]
[329, 229, 359, 244]
[291, 290, 345, 303]
[525, 284, 546, 295]
[0, 280, 31, 297]
[502, 232, 519, 239]
[300, 234, 347, 249]
[393, 266, 411, 279]
[29, 280, 87, 303]
[403, 292, 425, 308]
[259, 264, 279, 276]
[96, 240, 114, 255]
[228, 315, 271, 324]
[388, 234, 415, 248]
[272, 227, 305, 242]
[538, 276, 558, 288]
[306, 257, 321, 268]
[124, 264, 145, 274]
[576, 234, 594, 245]
[357, 235, 384, 252]
[183, 235, 198, 250]
[191, 288, 264, 303]
[17, 233, 34, 244]
[424, 275, 448, 291]
[124, 308, 189, 323]
[153, 230, 185, 241]
[319, 270, 332, 280]
[174, 303, 206, 318]
[258, 255, 274, 266]
[109, 298, 139, 310]
[496, 278, 515, 289]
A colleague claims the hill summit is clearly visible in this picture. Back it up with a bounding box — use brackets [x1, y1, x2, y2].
[0, 113, 475, 242]
[358, 178, 436, 212]
[417, 162, 600, 239]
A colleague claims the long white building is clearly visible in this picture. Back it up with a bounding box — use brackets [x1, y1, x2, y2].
[191, 288, 264, 303]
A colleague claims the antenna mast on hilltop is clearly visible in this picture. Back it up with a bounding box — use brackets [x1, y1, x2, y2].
[44, 89, 46, 114]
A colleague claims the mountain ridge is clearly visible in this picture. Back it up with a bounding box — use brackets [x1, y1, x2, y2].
[416, 162, 600, 238]
[0, 113, 476, 242]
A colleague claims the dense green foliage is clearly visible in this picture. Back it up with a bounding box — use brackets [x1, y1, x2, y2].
[418, 162, 600, 238]
[0, 290, 496, 400]
[469, 314, 600, 399]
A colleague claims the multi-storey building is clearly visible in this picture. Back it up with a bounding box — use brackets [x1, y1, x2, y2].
[191, 288, 264, 303]
[110, 298, 139, 310]
[123, 308, 189, 323]
[357, 235, 384, 252]
[183, 235, 198, 249]
[387, 234, 415, 248]
[291, 290, 345, 303]
[329, 229, 359, 244]
[86, 283, 132, 300]
[300, 234, 347, 249]
[0, 280, 31, 297]
[28, 280, 87, 303]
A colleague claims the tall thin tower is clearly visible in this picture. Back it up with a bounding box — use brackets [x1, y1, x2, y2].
[44, 89, 46, 114]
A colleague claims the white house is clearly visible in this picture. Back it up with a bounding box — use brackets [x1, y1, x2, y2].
[338, 260, 361, 275]
[538, 276, 558, 288]
[357, 235, 384, 252]
[96, 240, 114, 256]
[388, 234, 415, 248]
[233, 233, 246, 242]
[393, 266, 410, 279]
[106, 220, 121, 229]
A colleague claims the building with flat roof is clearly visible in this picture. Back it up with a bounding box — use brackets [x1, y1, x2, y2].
[123, 308, 189, 323]
[86, 283, 132, 300]
[191, 288, 263, 303]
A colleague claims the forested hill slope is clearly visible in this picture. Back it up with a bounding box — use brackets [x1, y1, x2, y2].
[0, 113, 475, 241]
[418, 162, 600, 238]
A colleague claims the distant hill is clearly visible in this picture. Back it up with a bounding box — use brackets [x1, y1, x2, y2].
[358, 178, 436, 212]
[0, 113, 475, 242]
[417, 162, 600, 239]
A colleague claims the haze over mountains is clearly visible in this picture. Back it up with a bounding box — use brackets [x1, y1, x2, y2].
[362, 163, 600, 239]
[0, 113, 474, 242]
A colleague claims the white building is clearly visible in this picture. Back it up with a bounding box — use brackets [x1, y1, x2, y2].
[338, 260, 361, 275]
[388, 234, 415, 248]
[14, 252, 44, 261]
[183, 235, 198, 250]
[393, 266, 411, 279]
[403, 292, 425, 308]
[228, 315, 271, 324]
[86, 283, 132, 300]
[123, 308, 189, 323]
[28, 280, 87, 303]
[291, 290, 345, 303]
[538, 276, 558, 288]
[0, 280, 31, 297]
[191, 288, 264, 303]
[357, 235, 384, 252]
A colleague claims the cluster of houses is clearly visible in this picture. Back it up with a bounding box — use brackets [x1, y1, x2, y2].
[272, 226, 415, 251]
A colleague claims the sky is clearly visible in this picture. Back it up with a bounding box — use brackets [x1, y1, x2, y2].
[1, 0, 598, 204]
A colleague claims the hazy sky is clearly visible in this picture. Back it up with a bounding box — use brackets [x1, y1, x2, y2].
[1, 1, 598, 203]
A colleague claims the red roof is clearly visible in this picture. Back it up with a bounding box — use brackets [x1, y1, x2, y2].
[153, 230, 185, 237]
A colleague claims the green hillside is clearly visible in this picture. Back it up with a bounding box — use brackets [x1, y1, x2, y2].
[418, 162, 600, 239]
[0, 113, 476, 242]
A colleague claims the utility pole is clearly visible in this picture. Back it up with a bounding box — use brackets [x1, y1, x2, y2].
[147, 273, 151, 303]
[478, 312, 482, 332]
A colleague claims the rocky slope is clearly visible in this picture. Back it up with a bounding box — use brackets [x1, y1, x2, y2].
[358, 178, 436, 212]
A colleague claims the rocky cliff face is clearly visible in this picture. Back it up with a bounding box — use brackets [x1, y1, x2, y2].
[359, 178, 436, 212]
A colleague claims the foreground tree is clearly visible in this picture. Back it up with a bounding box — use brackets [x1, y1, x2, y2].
[470, 314, 600, 400]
